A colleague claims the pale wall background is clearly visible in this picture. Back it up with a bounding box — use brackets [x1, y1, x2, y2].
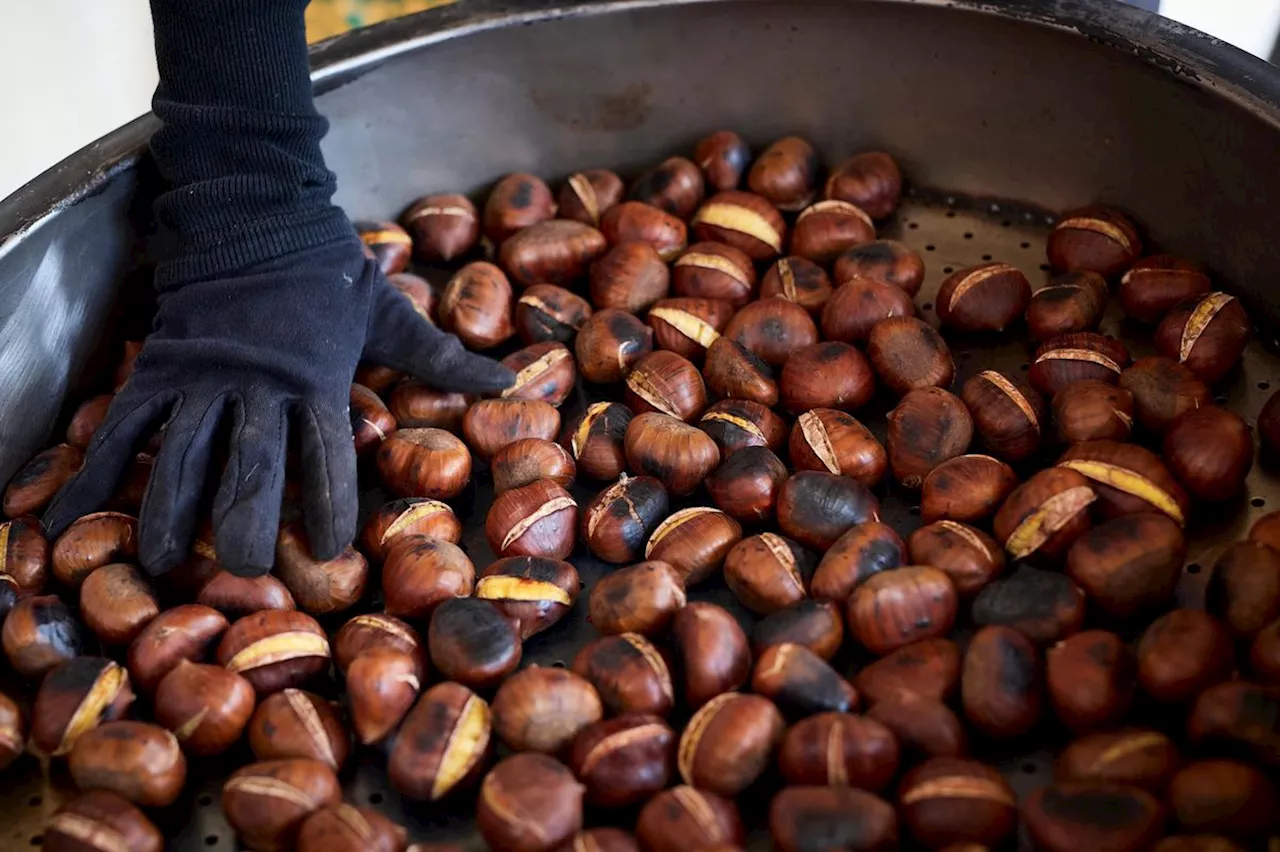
[1, 0, 1278, 203]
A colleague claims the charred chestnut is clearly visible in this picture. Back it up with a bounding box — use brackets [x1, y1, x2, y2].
[777, 471, 880, 552]
[439, 261, 515, 350]
[516, 284, 593, 345]
[630, 156, 706, 220]
[575, 309, 655, 384]
[476, 556, 579, 639]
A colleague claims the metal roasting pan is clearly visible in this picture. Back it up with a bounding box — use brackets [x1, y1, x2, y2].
[2, 0, 1280, 848]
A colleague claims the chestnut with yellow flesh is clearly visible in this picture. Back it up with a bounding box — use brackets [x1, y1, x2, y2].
[648, 305, 722, 348]
[1058, 452, 1186, 526]
[389, 682, 492, 801]
[691, 197, 783, 256]
[44, 659, 131, 757]
[502, 346, 574, 400]
[998, 476, 1095, 561]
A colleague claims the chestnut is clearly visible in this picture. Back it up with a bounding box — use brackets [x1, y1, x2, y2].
[1064, 512, 1186, 618]
[724, 533, 814, 615]
[722, 296, 819, 368]
[387, 381, 473, 431]
[601, 201, 687, 261]
[672, 241, 757, 307]
[865, 693, 968, 760]
[388, 681, 492, 800]
[625, 350, 708, 421]
[217, 610, 331, 695]
[492, 666, 603, 754]
[517, 283, 593, 345]
[961, 370, 1044, 462]
[0, 691, 21, 772]
[568, 713, 676, 807]
[672, 602, 751, 708]
[1056, 728, 1181, 791]
[810, 521, 906, 602]
[590, 241, 670, 312]
[936, 262, 1032, 333]
[691, 191, 786, 260]
[351, 383, 396, 455]
[834, 239, 925, 295]
[780, 342, 875, 414]
[223, 758, 342, 852]
[196, 570, 296, 617]
[464, 399, 561, 461]
[361, 498, 461, 562]
[1118, 254, 1211, 322]
[1207, 541, 1280, 638]
[768, 786, 898, 852]
[248, 688, 350, 770]
[126, 603, 228, 694]
[588, 560, 686, 636]
[572, 632, 675, 718]
[356, 363, 402, 395]
[702, 336, 779, 407]
[403, 192, 478, 261]
[1164, 405, 1252, 500]
[1251, 618, 1280, 682]
[274, 525, 367, 616]
[581, 475, 668, 564]
[751, 599, 845, 662]
[0, 574, 16, 625]
[67, 720, 185, 807]
[153, 660, 254, 756]
[296, 805, 408, 852]
[1188, 680, 1280, 767]
[777, 471, 880, 552]
[705, 446, 787, 522]
[855, 638, 960, 704]
[377, 427, 471, 498]
[3, 594, 84, 680]
[575, 308, 655, 384]
[695, 131, 751, 191]
[0, 515, 47, 594]
[1052, 379, 1134, 443]
[499, 219, 608, 289]
[1046, 630, 1134, 733]
[1060, 439, 1188, 524]
[1252, 509, 1280, 551]
[79, 563, 158, 645]
[1260, 388, 1280, 459]
[439, 261, 515, 350]
[477, 556, 580, 639]
[867, 316, 955, 396]
[971, 565, 1087, 646]
[700, 399, 788, 457]
[751, 643, 858, 717]
[961, 625, 1043, 738]
[992, 467, 1095, 562]
[3, 442, 81, 517]
[630, 156, 705, 219]
[1030, 332, 1129, 396]
[1046, 205, 1142, 278]
[678, 691, 784, 795]
[761, 256, 833, 315]
[1155, 292, 1250, 384]
[492, 438, 576, 495]
[1023, 782, 1163, 852]
[824, 150, 902, 219]
[428, 597, 522, 690]
[790, 200, 875, 264]
[789, 409, 886, 486]
[52, 511, 137, 588]
[848, 566, 958, 655]
[66, 393, 113, 448]
[1168, 759, 1278, 839]
[820, 276, 915, 346]
[636, 786, 743, 852]
[43, 791, 163, 852]
[748, 136, 820, 211]
[778, 711, 897, 790]
[558, 169, 624, 226]
[920, 454, 1018, 525]
[484, 173, 556, 243]
[333, 612, 425, 676]
[887, 387, 974, 488]
[477, 753, 585, 852]
[625, 412, 720, 496]
[485, 478, 577, 560]
[1119, 356, 1211, 433]
[564, 401, 632, 480]
[1026, 271, 1109, 340]
[501, 342, 577, 407]
[356, 221, 413, 274]
[899, 757, 1018, 849]
[907, 521, 1005, 597]
[29, 656, 132, 756]
[344, 650, 421, 746]
[647, 297, 733, 363]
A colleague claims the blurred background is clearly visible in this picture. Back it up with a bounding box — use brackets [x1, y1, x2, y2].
[1, 0, 1278, 203]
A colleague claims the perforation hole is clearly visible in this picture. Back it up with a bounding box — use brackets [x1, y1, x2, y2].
[1187, 563, 1202, 574]
[1252, 497, 1266, 508]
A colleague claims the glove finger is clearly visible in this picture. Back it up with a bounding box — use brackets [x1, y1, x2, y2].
[211, 399, 288, 577]
[295, 403, 359, 562]
[43, 389, 177, 537]
[137, 395, 229, 576]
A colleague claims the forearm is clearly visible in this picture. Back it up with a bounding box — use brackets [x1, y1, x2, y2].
[148, 0, 354, 286]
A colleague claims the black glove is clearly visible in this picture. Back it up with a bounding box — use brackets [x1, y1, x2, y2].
[43, 0, 513, 576]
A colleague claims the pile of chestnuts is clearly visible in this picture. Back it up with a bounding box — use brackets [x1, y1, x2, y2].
[5, 129, 1280, 852]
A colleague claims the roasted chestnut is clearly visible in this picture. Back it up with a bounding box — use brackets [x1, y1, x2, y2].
[705, 446, 787, 522]
[3, 442, 82, 517]
[1056, 728, 1181, 791]
[217, 610, 330, 695]
[865, 692, 967, 760]
[361, 497, 461, 562]
[748, 136, 820, 211]
[777, 471, 880, 552]
[702, 337, 779, 407]
[477, 753, 585, 852]
[1046, 206, 1142, 278]
[777, 711, 897, 790]
[43, 791, 163, 852]
[0, 515, 47, 594]
[1058, 439, 1189, 524]
[3, 594, 84, 680]
[887, 387, 974, 488]
[485, 478, 577, 560]
[601, 201, 687, 260]
[636, 786, 743, 852]
[563, 401, 632, 480]
[1022, 782, 1163, 852]
[582, 475, 668, 564]
[992, 467, 1095, 562]
[1046, 630, 1134, 733]
[1134, 609, 1235, 704]
[1064, 512, 1186, 618]
[867, 316, 955, 395]
[274, 524, 367, 616]
[388, 681, 492, 801]
[723, 533, 814, 615]
[572, 632, 675, 718]
[590, 241, 670, 312]
[30, 656, 133, 757]
[647, 297, 733, 361]
[971, 566, 1087, 646]
[568, 713, 676, 807]
[1250, 618, 1280, 682]
[476, 556, 580, 639]
[67, 720, 186, 807]
[899, 757, 1018, 849]
[961, 370, 1044, 461]
[498, 219, 608, 289]
[382, 534, 475, 620]
[439, 261, 515, 350]
[677, 691, 785, 796]
[1052, 379, 1134, 444]
[694, 131, 751, 191]
[1163, 405, 1252, 500]
[492, 437, 576, 495]
[1118, 254, 1211, 323]
[761, 256, 833, 315]
[1260, 388, 1280, 459]
[819, 276, 915, 345]
[575, 308, 655, 384]
[672, 242, 757, 307]
[356, 220, 413, 274]
[196, 570, 295, 617]
[403, 192, 479, 261]
[920, 454, 1018, 525]
[52, 511, 137, 588]
[1207, 540, 1280, 638]
[751, 643, 858, 717]
[700, 399, 789, 458]
[333, 612, 425, 676]
[722, 297, 819, 368]
[79, 563, 159, 645]
[558, 169, 624, 227]
[788, 409, 885, 485]
[824, 151, 902, 219]
[428, 597, 522, 690]
[768, 786, 898, 852]
[126, 603, 228, 693]
[1119, 355, 1211, 433]
[834, 239, 924, 295]
[0, 691, 22, 772]
[630, 156, 706, 219]
[1026, 271, 1109, 340]
[1168, 759, 1277, 839]
[248, 688, 350, 770]
[625, 351, 707, 421]
[387, 381, 472, 431]
[936, 262, 1031, 333]
[646, 507, 743, 585]
[855, 638, 960, 704]
[690, 191, 786, 260]
[351, 383, 397, 455]
[154, 660, 255, 756]
[1155, 292, 1250, 384]
[296, 805, 408, 852]
[790, 200, 875, 263]
[66, 393, 113, 448]
[1188, 680, 1280, 767]
[377, 427, 472, 498]
[751, 599, 845, 662]
[810, 521, 906, 602]
[672, 602, 751, 708]
[222, 758, 342, 852]
[848, 566, 958, 655]
[501, 342, 577, 406]
[780, 342, 875, 414]
[516, 283, 593, 345]
[464, 398, 561, 461]
[961, 625, 1043, 738]
[1029, 332, 1129, 396]
[492, 666, 603, 754]
[484, 173, 557, 243]
[625, 412, 720, 496]
[588, 560, 687, 637]
[907, 521, 1005, 597]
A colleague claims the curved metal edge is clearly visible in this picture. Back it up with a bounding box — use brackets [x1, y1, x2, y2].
[2, 0, 1279, 247]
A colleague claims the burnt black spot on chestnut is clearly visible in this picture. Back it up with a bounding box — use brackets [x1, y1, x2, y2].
[752, 600, 838, 651]
[760, 317, 787, 343]
[801, 150, 821, 185]
[510, 180, 535, 210]
[931, 473, 952, 490]
[1039, 786, 1150, 829]
[493, 557, 566, 584]
[44, 655, 110, 694]
[0, 584, 15, 623]
[844, 242, 896, 263]
[917, 324, 944, 355]
[973, 567, 1078, 626]
[606, 312, 645, 342]
[784, 808, 882, 852]
[431, 598, 517, 666]
[858, 538, 905, 579]
[458, 282, 480, 303]
[995, 632, 1037, 694]
[631, 170, 676, 211]
[812, 342, 848, 363]
[589, 637, 640, 671]
[740, 344, 776, 376]
[33, 601, 83, 655]
[1036, 286, 1080, 306]
[1085, 638, 1116, 667]
[11, 454, 52, 486]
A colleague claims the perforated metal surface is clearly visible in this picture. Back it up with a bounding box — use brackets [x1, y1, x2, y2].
[4, 193, 1277, 849]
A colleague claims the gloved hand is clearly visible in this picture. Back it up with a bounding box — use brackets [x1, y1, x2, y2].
[44, 244, 512, 576]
